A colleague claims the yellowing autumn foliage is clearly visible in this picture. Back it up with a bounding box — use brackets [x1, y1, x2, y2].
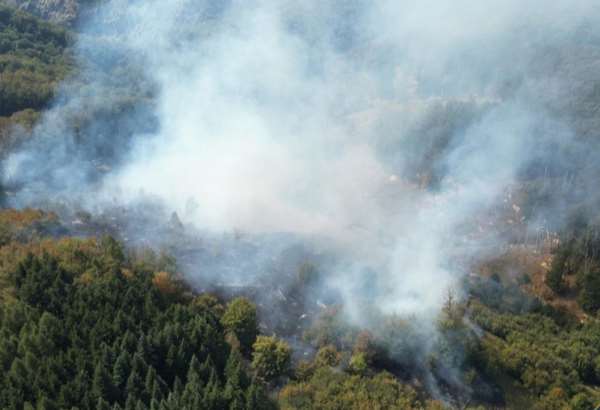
[152, 270, 181, 296]
[0, 208, 57, 228]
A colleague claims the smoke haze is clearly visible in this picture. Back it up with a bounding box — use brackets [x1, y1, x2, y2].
[3, 0, 600, 378]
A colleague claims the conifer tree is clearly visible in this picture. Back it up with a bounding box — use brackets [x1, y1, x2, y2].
[96, 397, 111, 410]
[113, 350, 131, 395]
[92, 361, 114, 402]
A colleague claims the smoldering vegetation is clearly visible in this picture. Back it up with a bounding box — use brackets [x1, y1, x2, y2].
[2, 0, 600, 406]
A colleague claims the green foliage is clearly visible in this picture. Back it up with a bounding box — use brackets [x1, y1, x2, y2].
[547, 222, 600, 313]
[348, 353, 368, 375]
[279, 367, 426, 410]
[222, 297, 259, 354]
[352, 331, 377, 365]
[246, 380, 276, 410]
[8, 209, 600, 408]
[251, 335, 292, 382]
[0, 232, 274, 410]
[570, 392, 595, 410]
[0, 5, 72, 117]
[471, 301, 600, 406]
[0, 208, 60, 246]
[578, 270, 600, 313]
[546, 247, 568, 294]
[302, 306, 355, 350]
[313, 345, 341, 368]
[193, 293, 225, 318]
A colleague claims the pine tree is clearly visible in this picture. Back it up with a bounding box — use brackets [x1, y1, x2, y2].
[124, 394, 136, 410]
[225, 350, 248, 390]
[99, 345, 115, 372]
[144, 366, 158, 402]
[172, 377, 184, 397]
[547, 264, 567, 294]
[149, 398, 160, 410]
[93, 361, 114, 402]
[8, 358, 30, 402]
[203, 378, 223, 410]
[36, 396, 58, 410]
[150, 380, 164, 403]
[199, 355, 216, 381]
[126, 367, 145, 401]
[224, 350, 247, 408]
[174, 340, 188, 377]
[547, 244, 573, 294]
[165, 345, 177, 377]
[113, 350, 132, 391]
[164, 391, 181, 410]
[136, 335, 151, 362]
[135, 399, 147, 410]
[181, 355, 205, 408]
[579, 271, 600, 313]
[96, 397, 111, 410]
[187, 355, 202, 379]
[245, 381, 273, 410]
[121, 331, 137, 354]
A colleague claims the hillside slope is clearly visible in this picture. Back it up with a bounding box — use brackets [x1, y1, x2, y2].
[1, 0, 81, 25]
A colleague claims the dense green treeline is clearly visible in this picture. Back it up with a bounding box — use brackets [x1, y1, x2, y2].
[0, 4, 73, 153]
[471, 301, 600, 409]
[0, 214, 275, 409]
[0, 3, 156, 170]
[0, 4, 72, 117]
[468, 276, 600, 409]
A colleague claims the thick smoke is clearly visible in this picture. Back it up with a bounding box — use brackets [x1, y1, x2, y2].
[2, 0, 600, 400]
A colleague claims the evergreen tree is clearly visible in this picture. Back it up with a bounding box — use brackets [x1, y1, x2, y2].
[181, 355, 204, 408]
[224, 350, 248, 407]
[92, 361, 114, 402]
[579, 271, 600, 313]
[547, 269, 566, 293]
[149, 398, 160, 410]
[125, 367, 145, 401]
[113, 350, 131, 399]
[124, 395, 136, 410]
[225, 350, 248, 390]
[36, 396, 58, 410]
[245, 381, 271, 410]
[97, 398, 111, 410]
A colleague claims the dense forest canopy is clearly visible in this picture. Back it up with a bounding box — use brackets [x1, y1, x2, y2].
[1, 1, 600, 409]
[0, 5, 71, 116]
[0, 209, 449, 409]
[0, 4, 72, 153]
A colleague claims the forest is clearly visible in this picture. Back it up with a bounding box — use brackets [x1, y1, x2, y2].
[1, 210, 600, 409]
[0, 209, 446, 409]
[2, 2, 600, 409]
[0, 5, 71, 115]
